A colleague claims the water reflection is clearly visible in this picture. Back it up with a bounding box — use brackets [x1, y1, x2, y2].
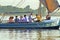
[0, 29, 60, 40]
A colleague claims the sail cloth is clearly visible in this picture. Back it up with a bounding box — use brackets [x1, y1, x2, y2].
[40, 0, 59, 13]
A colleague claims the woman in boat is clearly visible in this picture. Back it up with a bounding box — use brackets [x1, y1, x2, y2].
[14, 16, 19, 23]
[19, 16, 23, 22]
[23, 15, 27, 22]
[8, 16, 14, 23]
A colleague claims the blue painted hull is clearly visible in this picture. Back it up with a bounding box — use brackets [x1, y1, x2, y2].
[0, 22, 59, 29]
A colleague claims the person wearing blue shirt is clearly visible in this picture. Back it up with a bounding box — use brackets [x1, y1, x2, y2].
[15, 16, 19, 23]
[23, 15, 27, 22]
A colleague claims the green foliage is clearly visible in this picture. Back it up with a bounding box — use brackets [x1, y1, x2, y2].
[0, 5, 47, 16]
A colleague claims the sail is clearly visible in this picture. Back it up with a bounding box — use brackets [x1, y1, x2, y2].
[40, 0, 59, 13]
[46, 0, 59, 13]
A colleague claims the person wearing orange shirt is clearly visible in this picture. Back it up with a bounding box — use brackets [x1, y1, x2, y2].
[35, 14, 42, 22]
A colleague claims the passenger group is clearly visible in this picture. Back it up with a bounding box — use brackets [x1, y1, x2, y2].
[8, 13, 50, 23]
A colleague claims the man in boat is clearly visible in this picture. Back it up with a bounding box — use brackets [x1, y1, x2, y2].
[46, 13, 51, 20]
[28, 13, 33, 22]
[35, 14, 42, 22]
[36, 14, 42, 22]
[19, 16, 23, 22]
[14, 16, 19, 23]
[8, 16, 14, 23]
[23, 15, 27, 22]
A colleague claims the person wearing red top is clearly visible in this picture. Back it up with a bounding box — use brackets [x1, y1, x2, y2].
[8, 16, 14, 23]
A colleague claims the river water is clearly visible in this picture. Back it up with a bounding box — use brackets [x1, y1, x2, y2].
[0, 29, 60, 40]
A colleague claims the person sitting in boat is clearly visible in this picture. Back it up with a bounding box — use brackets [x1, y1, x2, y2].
[23, 15, 28, 22]
[28, 13, 33, 22]
[34, 14, 42, 22]
[46, 13, 51, 20]
[14, 16, 19, 23]
[19, 16, 23, 22]
[8, 16, 14, 23]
